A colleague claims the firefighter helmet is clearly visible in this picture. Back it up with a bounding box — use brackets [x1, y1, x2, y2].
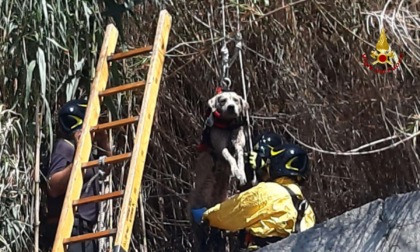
[58, 99, 87, 135]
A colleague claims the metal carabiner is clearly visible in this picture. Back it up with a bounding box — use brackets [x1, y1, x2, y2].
[222, 77, 232, 89]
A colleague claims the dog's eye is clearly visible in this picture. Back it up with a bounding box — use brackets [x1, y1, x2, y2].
[219, 98, 227, 104]
[233, 98, 239, 103]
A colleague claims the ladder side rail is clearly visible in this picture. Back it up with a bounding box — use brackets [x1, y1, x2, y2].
[112, 10, 172, 252]
[52, 24, 119, 252]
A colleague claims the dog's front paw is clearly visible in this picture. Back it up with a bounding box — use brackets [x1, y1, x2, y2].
[232, 168, 247, 186]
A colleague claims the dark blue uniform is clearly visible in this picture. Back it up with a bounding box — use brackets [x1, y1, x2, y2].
[43, 138, 99, 252]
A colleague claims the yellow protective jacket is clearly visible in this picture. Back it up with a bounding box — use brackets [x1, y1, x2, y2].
[203, 177, 316, 238]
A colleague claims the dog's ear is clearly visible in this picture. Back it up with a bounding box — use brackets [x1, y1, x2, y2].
[240, 97, 250, 115]
[208, 94, 220, 112]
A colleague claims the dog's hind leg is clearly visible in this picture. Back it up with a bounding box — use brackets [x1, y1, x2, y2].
[212, 160, 231, 204]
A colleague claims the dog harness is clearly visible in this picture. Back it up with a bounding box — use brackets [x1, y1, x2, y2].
[197, 87, 247, 152]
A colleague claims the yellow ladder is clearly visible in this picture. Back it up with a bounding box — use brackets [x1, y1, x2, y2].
[51, 10, 172, 252]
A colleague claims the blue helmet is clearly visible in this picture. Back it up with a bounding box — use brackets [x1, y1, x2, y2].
[58, 99, 87, 135]
[268, 143, 310, 181]
[253, 132, 285, 158]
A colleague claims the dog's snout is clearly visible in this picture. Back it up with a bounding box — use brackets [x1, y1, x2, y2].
[227, 105, 235, 112]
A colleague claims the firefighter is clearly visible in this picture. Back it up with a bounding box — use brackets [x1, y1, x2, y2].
[40, 99, 111, 252]
[191, 132, 316, 250]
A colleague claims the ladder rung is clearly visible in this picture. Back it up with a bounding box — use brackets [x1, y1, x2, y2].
[63, 228, 117, 245]
[108, 46, 153, 61]
[99, 81, 145, 97]
[73, 190, 125, 206]
[91, 117, 139, 132]
[82, 153, 132, 169]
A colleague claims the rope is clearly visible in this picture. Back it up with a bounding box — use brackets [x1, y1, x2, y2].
[219, 0, 246, 91]
[218, 0, 253, 153]
[235, 1, 253, 152]
[220, 0, 231, 89]
[84, 155, 107, 193]
[235, 0, 257, 186]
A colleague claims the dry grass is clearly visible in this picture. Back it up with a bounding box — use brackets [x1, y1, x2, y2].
[117, 0, 420, 250]
[1, 0, 420, 251]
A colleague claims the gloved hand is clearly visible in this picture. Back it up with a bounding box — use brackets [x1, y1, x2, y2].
[191, 207, 207, 224]
[248, 151, 265, 170]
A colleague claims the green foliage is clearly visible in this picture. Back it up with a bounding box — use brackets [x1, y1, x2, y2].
[0, 0, 104, 250]
[0, 105, 29, 252]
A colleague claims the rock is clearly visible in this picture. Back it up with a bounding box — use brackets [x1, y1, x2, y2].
[258, 191, 420, 252]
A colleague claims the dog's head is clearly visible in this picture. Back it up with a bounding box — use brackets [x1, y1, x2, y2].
[208, 91, 249, 120]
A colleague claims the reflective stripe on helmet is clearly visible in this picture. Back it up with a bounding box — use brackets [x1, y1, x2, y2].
[270, 148, 285, 156]
[285, 156, 300, 171]
[69, 115, 83, 129]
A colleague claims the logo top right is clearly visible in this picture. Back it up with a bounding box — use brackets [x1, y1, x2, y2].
[362, 28, 404, 74]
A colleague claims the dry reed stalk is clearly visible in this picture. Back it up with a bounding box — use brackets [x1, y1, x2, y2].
[107, 111, 115, 252]
[138, 194, 147, 252]
[34, 100, 42, 252]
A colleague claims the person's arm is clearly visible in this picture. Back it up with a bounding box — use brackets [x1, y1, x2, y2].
[48, 162, 73, 198]
[203, 184, 269, 232]
[47, 139, 76, 198]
